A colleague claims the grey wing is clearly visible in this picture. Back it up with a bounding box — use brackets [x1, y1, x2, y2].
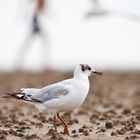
[31, 84, 70, 103]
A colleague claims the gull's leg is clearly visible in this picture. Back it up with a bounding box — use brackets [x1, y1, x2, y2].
[53, 114, 57, 132]
[57, 113, 69, 135]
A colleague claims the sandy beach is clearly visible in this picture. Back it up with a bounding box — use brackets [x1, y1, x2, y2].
[0, 70, 140, 140]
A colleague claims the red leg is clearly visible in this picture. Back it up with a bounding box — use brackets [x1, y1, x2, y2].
[53, 114, 57, 132]
[57, 113, 69, 135]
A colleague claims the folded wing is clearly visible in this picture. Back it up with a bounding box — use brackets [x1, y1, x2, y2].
[31, 84, 70, 103]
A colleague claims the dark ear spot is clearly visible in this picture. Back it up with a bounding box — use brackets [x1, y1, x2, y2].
[80, 64, 85, 71]
[88, 66, 91, 70]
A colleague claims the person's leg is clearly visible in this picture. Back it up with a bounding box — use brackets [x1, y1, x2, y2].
[40, 30, 50, 70]
[15, 32, 33, 70]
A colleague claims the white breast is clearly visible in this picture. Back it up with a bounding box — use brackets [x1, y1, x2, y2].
[42, 76, 90, 113]
[64, 77, 90, 111]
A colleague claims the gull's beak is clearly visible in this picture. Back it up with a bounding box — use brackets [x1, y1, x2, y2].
[92, 70, 103, 75]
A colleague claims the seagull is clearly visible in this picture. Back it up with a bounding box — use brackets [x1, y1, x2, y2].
[3, 64, 103, 135]
[85, 0, 140, 23]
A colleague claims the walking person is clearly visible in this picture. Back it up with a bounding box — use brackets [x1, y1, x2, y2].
[15, 0, 49, 71]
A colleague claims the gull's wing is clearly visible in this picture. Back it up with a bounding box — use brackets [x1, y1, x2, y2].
[31, 84, 70, 103]
[3, 80, 72, 103]
[21, 88, 39, 94]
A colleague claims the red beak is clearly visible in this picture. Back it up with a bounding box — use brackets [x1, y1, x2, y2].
[93, 71, 103, 75]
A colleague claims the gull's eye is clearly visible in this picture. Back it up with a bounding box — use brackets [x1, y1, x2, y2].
[88, 67, 91, 70]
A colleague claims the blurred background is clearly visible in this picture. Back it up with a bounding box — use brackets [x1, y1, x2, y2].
[0, 1, 140, 139]
[0, 0, 140, 72]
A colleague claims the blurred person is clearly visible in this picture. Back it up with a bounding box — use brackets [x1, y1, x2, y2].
[15, 0, 50, 71]
[85, 0, 140, 22]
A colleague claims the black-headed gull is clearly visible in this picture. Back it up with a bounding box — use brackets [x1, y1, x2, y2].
[4, 64, 103, 135]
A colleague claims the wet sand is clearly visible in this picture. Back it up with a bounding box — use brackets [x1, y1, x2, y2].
[0, 70, 140, 140]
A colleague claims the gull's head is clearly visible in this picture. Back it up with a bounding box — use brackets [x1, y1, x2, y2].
[74, 64, 103, 77]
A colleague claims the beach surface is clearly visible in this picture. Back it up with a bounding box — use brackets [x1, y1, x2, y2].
[0, 70, 140, 140]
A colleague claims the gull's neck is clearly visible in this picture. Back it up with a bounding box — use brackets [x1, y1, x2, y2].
[73, 71, 88, 81]
[73, 66, 89, 82]
[73, 70, 90, 92]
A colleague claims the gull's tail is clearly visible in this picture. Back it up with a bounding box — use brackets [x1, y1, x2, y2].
[2, 92, 41, 103]
[2, 92, 25, 100]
